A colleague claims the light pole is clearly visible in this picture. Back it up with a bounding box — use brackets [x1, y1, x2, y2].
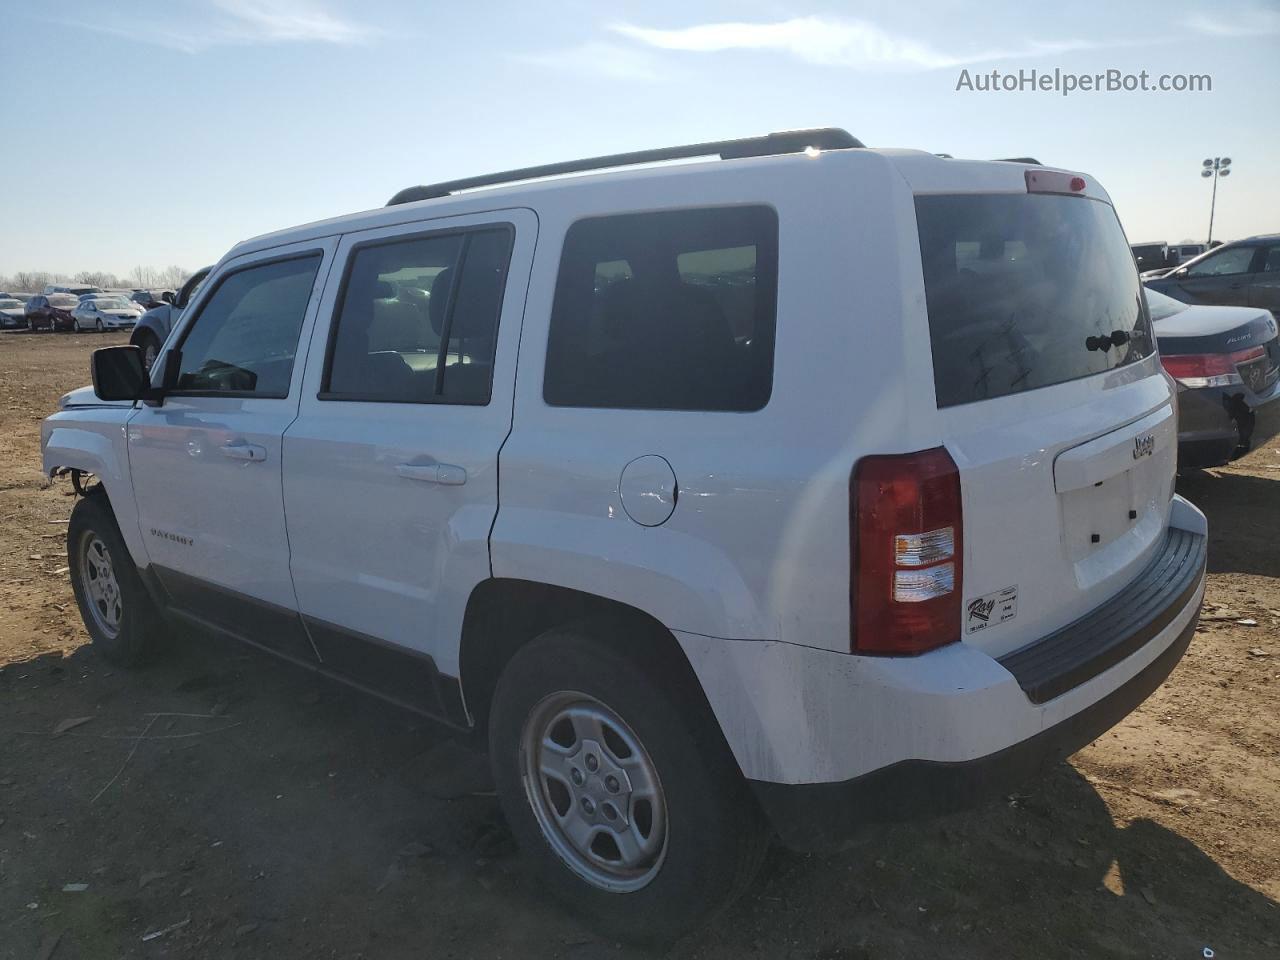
[1201, 157, 1232, 245]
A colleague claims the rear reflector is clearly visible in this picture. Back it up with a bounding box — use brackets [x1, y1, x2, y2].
[1161, 346, 1265, 388]
[852, 447, 963, 655]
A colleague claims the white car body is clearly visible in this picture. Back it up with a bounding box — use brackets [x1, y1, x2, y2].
[42, 136, 1206, 858]
[71, 298, 142, 331]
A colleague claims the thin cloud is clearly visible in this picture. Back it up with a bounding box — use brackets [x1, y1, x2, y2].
[58, 0, 380, 53]
[1184, 5, 1280, 36]
[609, 16, 1110, 71]
[518, 42, 667, 82]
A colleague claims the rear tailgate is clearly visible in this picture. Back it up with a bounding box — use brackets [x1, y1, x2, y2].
[910, 167, 1177, 660]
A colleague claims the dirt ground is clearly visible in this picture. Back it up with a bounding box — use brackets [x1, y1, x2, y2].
[1, 330, 1277, 959]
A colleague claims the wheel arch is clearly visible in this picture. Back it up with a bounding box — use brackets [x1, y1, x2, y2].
[43, 415, 148, 567]
[458, 579, 718, 740]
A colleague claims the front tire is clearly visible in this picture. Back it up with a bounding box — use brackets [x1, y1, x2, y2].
[67, 494, 164, 666]
[135, 329, 161, 371]
[489, 627, 768, 945]
[95, 318, 104, 333]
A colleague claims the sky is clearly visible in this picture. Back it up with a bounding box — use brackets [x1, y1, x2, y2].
[1, 0, 1277, 279]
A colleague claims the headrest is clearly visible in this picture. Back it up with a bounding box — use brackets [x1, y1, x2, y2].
[372, 279, 395, 299]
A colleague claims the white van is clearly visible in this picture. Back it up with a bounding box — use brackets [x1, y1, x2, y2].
[43, 129, 1206, 943]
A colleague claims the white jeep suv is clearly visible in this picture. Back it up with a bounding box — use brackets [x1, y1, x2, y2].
[42, 129, 1207, 944]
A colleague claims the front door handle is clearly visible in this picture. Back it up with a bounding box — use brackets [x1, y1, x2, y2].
[396, 462, 467, 485]
[221, 442, 267, 462]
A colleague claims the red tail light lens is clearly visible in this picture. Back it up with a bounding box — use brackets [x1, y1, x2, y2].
[852, 447, 963, 655]
[1161, 346, 1264, 388]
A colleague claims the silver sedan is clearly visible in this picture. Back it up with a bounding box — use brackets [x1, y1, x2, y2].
[71, 296, 143, 332]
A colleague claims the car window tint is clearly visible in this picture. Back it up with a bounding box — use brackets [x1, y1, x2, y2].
[1184, 246, 1254, 277]
[174, 255, 321, 397]
[916, 193, 1154, 407]
[544, 206, 778, 412]
[1261, 247, 1280, 273]
[325, 227, 512, 404]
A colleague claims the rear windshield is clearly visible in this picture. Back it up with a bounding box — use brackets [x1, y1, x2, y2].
[916, 193, 1153, 408]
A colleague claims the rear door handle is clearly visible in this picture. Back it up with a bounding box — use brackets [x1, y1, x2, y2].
[396, 462, 467, 485]
[221, 442, 268, 462]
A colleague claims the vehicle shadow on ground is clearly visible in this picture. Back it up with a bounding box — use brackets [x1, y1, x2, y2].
[737, 760, 1279, 959]
[1178, 469, 1280, 578]
[2, 626, 1277, 959]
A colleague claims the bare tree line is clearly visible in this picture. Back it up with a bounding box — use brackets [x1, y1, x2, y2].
[0, 266, 192, 293]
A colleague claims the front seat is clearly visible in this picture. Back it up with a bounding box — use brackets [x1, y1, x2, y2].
[329, 277, 415, 397]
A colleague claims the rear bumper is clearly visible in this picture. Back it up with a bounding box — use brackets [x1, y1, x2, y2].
[676, 499, 1207, 852]
[752, 614, 1197, 851]
[1176, 381, 1280, 469]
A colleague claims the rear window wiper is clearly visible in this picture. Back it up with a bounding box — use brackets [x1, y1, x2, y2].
[1085, 330, 1131, 352]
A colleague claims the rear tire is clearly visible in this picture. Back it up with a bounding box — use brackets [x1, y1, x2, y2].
[489, 626, 768, 946]
[67, 494, 164, 666]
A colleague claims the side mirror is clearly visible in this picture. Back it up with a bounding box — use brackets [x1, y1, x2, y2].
[91, 346, 150, 401]
[162, 291, 176, 304]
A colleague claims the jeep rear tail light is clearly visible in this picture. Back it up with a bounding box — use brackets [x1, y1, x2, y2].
[852, 447, 963, 655]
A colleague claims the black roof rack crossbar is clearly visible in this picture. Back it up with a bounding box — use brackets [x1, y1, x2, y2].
[386, 128, 864, 206]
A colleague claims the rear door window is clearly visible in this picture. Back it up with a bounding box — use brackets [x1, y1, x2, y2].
[323, 226, 512, 405]
[544, 206, 778, 411]
[915, 193, 1154, 408]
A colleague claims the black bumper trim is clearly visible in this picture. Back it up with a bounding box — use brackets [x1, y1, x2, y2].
[751, 610, 1200, 852]
[997, 527, 1206, 704]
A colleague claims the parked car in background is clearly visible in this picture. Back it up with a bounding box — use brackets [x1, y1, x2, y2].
[71, 296, 142, 332]
[44, 284, 100, 297]
[130, 266, 210, 369]
[1169, 242, 1207, 265]
[0, 297, 28, 328]
[1149, 286, 1280, 469]
[130, 289, 170, 310]
[45, 130, 1207, 943]
[1131, 241, 1169, 273]
[1145, 234, 1280, 313]
[25, 293, 79, 331]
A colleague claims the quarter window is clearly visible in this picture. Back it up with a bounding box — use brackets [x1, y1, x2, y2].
[174, 254, 321, 397]
[324, 227, 512, 405]
[544, 206, 778, 411]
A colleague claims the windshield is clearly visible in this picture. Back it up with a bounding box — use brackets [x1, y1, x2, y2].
[0, 299, 21, 309]
[95, 297, 131, 310]
[1144, 287, 1189, 322]
[49, 295, 79, 307]
[916, 193, 1154, 408]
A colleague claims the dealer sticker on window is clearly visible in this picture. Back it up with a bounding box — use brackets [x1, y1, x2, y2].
[965, 585, 1018, 634]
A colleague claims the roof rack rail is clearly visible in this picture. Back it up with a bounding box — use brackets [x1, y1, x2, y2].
[994, 157, 1042, 165]
[385, 128, 864, 206]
